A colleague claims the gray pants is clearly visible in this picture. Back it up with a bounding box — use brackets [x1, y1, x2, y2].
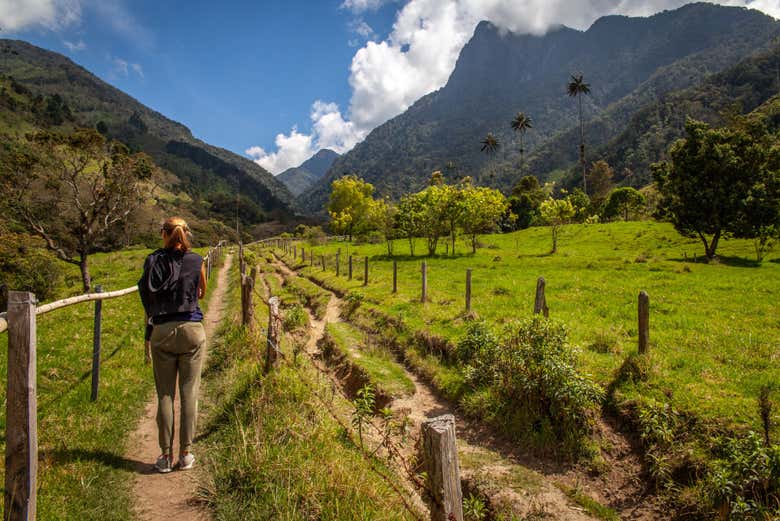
[150, 321, 206, 455]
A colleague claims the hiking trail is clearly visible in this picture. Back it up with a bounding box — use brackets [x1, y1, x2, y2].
[127, 252, 232, 521]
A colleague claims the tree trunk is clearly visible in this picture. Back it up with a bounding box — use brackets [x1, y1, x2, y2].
[551, 226, 558, 254]
[451, 231, 456, 256]
[408, 236, 415, 256]
[79, 254, 91, 292]
[471, 234, 477, 254]
[579, 95, 587, 195]
[699, 229, 721, 260]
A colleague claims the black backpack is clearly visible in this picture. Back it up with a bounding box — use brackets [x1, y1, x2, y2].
[138, 249, 183, 317]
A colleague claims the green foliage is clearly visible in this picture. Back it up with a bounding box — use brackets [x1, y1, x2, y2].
[0, 229, 63, 308]
[282, 303, 307, 332]
[603, 187, 646, 222]
[653, 119, 780, 260]
[539, 198, 575, 253]
[463, 493, 488, 521]
[705, 432, 780, 519]
[352, 385, 376, 450]
[328, 175, 375, 239]
[460, 184, 510, 253]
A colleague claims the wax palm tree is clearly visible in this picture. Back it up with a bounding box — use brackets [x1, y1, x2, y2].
[510, 112, 533, 177]
[567, 74, 591, 194]
[480, 133, 500, 186]
[480, 133, 500, 154]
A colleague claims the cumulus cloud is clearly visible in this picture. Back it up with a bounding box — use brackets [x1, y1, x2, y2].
[0, 0, 81, 32]
[247, 128, 315, 175]
[257, 0, 780, 173]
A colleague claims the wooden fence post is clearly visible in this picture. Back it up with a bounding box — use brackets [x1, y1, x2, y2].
[294, 245, 297, 260]
[5, 291, 37, 521]
[363, 257, 369, 286]
[321, 255, 326, 272]
[638, 291, 650, 354]
[421, 414, 463, 521]
[465, 269, 472, 313]
[336, 251, 340, 276]
[265, 296, 282, 372]
[349, 255, 353, 280]
[421, 261, 427, 303]
[90, 285, 103, 402]
[534, 277, 549, 317]
[392, 260, 397, 294]
[310, 251, 314, 267]
[241, 268, 256, 329]
[206, 253, 211, 280]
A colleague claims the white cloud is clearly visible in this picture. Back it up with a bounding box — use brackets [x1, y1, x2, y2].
[64, 39, 86, 51]
[247, 128, 316, 175]
[112, 57, 129, 76]
[131, 62, 144, 78]
[341, 0, 388, 13]
[0, 0, 81, 32]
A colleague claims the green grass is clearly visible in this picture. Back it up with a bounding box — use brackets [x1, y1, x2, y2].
[275, 222, 780, 439]
[322, 322, 415, 399]
[559, 484, 619, 521]
[199, 259, 418, 520]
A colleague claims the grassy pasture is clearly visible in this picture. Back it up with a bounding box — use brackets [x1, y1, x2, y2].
[283, 221, 779, 438]
[0, 246, 213, 520]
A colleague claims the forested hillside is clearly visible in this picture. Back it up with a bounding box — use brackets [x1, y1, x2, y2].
[299, 3, 780, 213]
[277, 148, 339, 196]
[0, 39, 296, 224]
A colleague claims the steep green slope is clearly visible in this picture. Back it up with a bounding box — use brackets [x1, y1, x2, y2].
[299, 3, 780, 213]
[0, 39, 295, 223]
[277, 149, 339, 196]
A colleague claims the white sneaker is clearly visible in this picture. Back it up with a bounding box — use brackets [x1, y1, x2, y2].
[178, 452, 195, 470]
[154, 454, 173, 473]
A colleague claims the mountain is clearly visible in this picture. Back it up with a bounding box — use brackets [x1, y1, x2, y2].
[277, 149, 339, 196]
[0, 39, 296, 228]
[298, 3, 780, 213]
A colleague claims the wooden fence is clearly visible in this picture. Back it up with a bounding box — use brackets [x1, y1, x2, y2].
[0, 241, 225, 521]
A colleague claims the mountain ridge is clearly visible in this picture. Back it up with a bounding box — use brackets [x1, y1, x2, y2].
[298, 3, 780, 213]
[277, 148, 339, 196]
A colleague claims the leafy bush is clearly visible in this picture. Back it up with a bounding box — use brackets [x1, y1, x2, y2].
[0, 231, 63, 309]
[282, 303, 307, 332]
[705, 432, 780, 520]
[495, 316, 604, 447]
[456, 321, 500, 388]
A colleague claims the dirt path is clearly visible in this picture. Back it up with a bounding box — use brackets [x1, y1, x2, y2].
[271, 255, 595, 520]
[127, 252, 233, 521]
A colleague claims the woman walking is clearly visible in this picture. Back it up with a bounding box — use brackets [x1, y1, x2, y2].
[138, 217, 207, 473]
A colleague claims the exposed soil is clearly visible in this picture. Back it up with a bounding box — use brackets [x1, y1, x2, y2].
[270, 254, 599, 521]
[127, 252, 232, 521]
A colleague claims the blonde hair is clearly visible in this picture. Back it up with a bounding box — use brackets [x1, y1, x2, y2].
[161, 217, 192, 251]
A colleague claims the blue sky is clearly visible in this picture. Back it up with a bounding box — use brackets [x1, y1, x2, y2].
[2, 0, 779, 174]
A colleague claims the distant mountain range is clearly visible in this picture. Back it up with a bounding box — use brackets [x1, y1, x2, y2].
[0, 39, 296, 231]
[298, 3, 780, 213]
[277, 149, 339, 196]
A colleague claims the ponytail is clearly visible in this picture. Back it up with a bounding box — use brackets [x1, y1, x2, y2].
[161, 217, 192, 251]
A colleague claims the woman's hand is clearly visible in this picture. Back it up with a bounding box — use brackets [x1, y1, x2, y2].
[145, 341, 152, 365]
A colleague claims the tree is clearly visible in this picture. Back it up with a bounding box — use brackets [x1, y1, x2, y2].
[416, 184, 453, 256]
[480, 133, 500, 154]
[510, 176, 546, 229]
[604, 187, 646, 221]
[397, 193, 425, 256]
[369, 198, 399, 256]
[732, 170, 780, 262]
[327, 175, 375, 241]
[586, 160, 615, 211]
[460, 186, 509, 253]
[1, 129, 154, 291]
[653, 119, 780, 260]
[567, 74, 591, 195]
[539, 198, 575, 253]
[511, 112, 533, 178]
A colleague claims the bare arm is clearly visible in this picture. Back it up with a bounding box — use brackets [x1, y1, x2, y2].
[198, 263, 207, 299]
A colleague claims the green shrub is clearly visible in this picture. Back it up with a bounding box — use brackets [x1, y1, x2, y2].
[0, 231, 63, 309]
[705, 432, 780, 520]
[456, 321, 500, 388]
[282, 303, 307, 332]
[495, 316, 604, 449]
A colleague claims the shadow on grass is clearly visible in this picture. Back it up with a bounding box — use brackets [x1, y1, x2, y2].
[40, 448, 154, 474]
[668, 255, 762, 268]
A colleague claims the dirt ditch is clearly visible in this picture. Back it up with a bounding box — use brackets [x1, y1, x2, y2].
[270, 253, 605, 521]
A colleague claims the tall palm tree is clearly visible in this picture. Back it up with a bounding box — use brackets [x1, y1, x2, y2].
[480, 133, 500, 154]
[567, 74, 591, 194]
[510, 112, 533, 178]
[480, 133, 500, 187]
